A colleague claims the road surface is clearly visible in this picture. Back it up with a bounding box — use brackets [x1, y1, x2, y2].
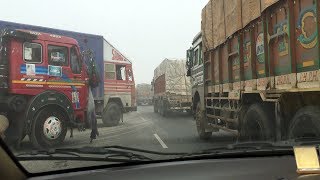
[12, 106, 235, 172]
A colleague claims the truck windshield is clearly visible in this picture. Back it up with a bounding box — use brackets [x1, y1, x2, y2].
[48, 45, 68, 66]
[70, 47, 81, 74]
[116, 65, 126, 80]
[1, 0, 320, 175]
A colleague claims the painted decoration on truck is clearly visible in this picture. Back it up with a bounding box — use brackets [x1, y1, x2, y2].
[103, 40, 131, 64]
[72, 91, 80, 104]
[256, 32, 265, 64]
[26, 64, 36, 76]
[244, 41, 251, 63]
[297, 6, 317, 49]
[48, 65, 62, 77]
[20, 65, 48, 75]
[274, 22, 289, 57]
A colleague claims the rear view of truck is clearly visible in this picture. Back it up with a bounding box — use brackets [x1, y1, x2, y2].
[153, 59, 192, 116]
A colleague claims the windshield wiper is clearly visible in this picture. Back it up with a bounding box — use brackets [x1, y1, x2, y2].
[16, 145, 187, 162]
[179, 141, 294, 159]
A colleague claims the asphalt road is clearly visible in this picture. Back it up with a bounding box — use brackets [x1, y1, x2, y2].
[12, 106, 236, 173]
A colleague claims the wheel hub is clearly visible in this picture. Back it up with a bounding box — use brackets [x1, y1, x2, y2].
[43, 116, 62, 140]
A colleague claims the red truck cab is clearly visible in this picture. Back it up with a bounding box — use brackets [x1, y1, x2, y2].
[0, 29, 89, 148]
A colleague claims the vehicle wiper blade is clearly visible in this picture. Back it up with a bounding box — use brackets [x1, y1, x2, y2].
[180, 141, 294, 158]
[16, 145, 187, 162]
[16, 146, 152, 162]
[201, 141, 292, 152]
[93, 145, 187, 155]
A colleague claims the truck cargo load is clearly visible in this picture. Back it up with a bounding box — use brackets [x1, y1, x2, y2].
[154, 59, 191, 95]
[187, 0, 320, 142]
[201, 0, 281, 50]
[153, 59, 191, 116]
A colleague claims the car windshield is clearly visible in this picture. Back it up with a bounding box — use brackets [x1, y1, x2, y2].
[1, 0, 320, 174]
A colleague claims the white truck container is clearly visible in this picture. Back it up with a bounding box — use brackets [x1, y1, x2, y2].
[152, 59, 192, 116]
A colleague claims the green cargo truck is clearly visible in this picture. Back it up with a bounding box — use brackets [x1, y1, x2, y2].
[187, 0, 320, 141]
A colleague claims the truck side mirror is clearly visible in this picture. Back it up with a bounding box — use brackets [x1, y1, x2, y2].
[186, 49, 192, 77]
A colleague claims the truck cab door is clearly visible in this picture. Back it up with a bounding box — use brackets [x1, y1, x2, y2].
[126, 65, 136, 108]
[46, 41, 86, 110]
[70, 46, 87, 110]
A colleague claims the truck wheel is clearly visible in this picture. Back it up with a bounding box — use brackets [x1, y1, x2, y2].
[195, 101, 212, 140]
[160, 101, 168, 117]
[102, 102, 122, 127]
[159, 101, 164, 116]
[30, 107, 67, 149]
[288, 106, 320, 139]
[239, 103, 274, 141]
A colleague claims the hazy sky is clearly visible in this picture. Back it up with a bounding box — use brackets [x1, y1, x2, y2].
[0, 0, 208, 84]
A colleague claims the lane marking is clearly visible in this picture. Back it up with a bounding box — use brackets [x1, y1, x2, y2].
[153, 133, 168, 149]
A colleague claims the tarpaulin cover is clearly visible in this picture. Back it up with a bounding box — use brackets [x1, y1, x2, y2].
[154, 59, 191, 96]
[201, 7, 208, 51]
[242, 0, 261, 27]
[213, 0, 226, 48]
[205, 0, 214, 50]
[201, 0, 281, 50]
[261, 0, 279, 12]
[225, 0, 243, 38]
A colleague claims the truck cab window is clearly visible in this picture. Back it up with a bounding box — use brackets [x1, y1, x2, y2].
[194, 49, 199, 66]
[128, 68, 133, 81]
[199, 45, 203, 64]
[23, 42, 42, 63]
[70, 47, 81, 74]
[48, 45, 68, 66]
[116, 65, 126, 81]
[105, 63, 115, 80]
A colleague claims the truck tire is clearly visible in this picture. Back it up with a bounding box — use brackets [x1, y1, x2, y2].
[288, 106, 320, 139]
[102, 102, 122, 127]
[30, 107, 68, 149]
[159, 100, 163, 116]
[195, 101, 212, 140]
[239, 103, 274, 141]
[160, 100, 168, 117]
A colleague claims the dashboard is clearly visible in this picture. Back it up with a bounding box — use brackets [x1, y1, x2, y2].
[29, 156, 320, 180]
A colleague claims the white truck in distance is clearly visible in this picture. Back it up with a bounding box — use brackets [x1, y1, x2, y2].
[152, 59, 192, 116]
